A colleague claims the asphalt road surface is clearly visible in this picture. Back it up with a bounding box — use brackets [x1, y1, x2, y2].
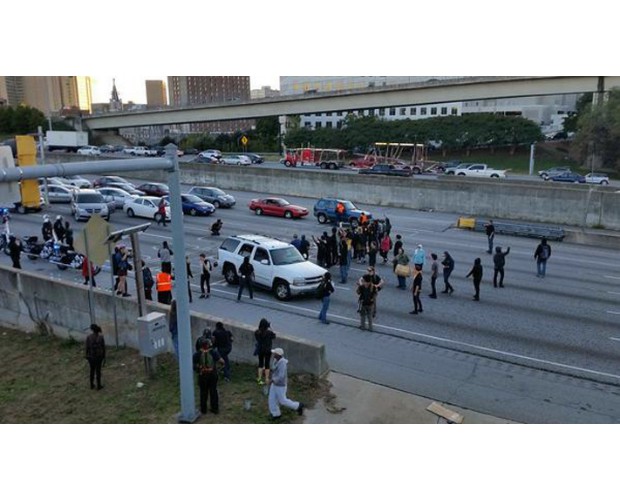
[5, 175, 620, 422]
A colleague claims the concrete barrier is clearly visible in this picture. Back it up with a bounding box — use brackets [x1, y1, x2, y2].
[0, 265, 328, 376]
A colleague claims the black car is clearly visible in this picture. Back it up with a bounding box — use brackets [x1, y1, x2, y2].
[244, 153, 264, 164]
[358, 164, 413, 177]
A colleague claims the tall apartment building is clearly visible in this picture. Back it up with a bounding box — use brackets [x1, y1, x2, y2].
[0, 76, 92, 114]
[146, 80, 167, 108]
[167, 76, 253, 134]
[279, 76, 578, 133]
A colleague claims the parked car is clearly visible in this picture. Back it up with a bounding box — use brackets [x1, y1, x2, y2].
[187, 186, 236, 208]
[313, 198, 372, 227]
[99, 144, 116, 153]
[135, 182, 170, 197]
[45, 185, 75, 203]
[93, 176, 135, 189]
[538, 166, 572, 180]
[445, 162, 472, 175]
[584, 172, 610, 185]
[163, 194, 215, 216]
[194, 155, 220, 164]
[249, 197, 309, 219]
[96, 187, 137, 209]
[71, 189, 110, 221]
[221, 154, 251, 166]
[244, 153, 264, 164]
[39, 177, 76, 189]
[60, 175, 92, 189]
[124, 196, 170, 222]
[77, 145, 101, 156]
[184, 148, 199, 155]
[198, 149, 222, 162]
[547, 172, 586, 184]
[358, 163, 413, 177]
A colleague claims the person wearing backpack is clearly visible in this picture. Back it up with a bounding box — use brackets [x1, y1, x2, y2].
[192, 337, 224, 415]
[534, 238, 552, 278]
[212, 321, 233, 382]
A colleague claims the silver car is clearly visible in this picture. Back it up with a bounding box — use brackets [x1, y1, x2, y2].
[187, 186, 236, 208]
[45, 185, 75, 203]
[71, 189, 110, 221]
[96, 187, 137, 209]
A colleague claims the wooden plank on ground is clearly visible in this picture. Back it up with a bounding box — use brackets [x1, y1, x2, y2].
[426, 402, 464, 424]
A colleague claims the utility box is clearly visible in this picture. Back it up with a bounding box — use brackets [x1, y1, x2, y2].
[137, 312, 168, 357]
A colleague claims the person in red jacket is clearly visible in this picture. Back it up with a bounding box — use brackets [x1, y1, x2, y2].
[82, 256, 96, 287]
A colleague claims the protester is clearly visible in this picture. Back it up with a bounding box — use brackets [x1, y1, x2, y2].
[357, 274, 377, 331]
[237, 256, 255, 301]
[466, 257, 483, 301]
[193, 337, 224, 415]
[534, 238, 552, 278]
[493, 246, 511, 288]
[142, 260, 154, 301]
[255, 318, 276, 385]
[156, 268, 173, 305]
[268, 347, 304, 420]
[168, 299, 178, 358]
[428, 253, 438, 299]
[317, 272, 335, 325]
[484, 219, 495, 254]
[410, 264, 423, 314]
[199, 253, 213, 299]
[85, 324, 106, 390]
[441, 251, 455, 295]
[212, 321, 233, 382]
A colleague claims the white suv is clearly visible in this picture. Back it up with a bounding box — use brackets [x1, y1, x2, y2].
[218, 234, 325, 300]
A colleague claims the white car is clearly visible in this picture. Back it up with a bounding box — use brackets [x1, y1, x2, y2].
[60, 175, 92, 189]
[584, 172, 610, 185]
[221, 154, 251, 166]
[124, 196, 170, 223]
[77, 146, 101, 156]
[96, 187, 137, 209]
[45, 185, 75, 203]
[198, 149, 222, 162]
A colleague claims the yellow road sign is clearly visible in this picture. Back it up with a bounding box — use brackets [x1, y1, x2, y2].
[241, 135, 248, 146]
[73, 215, 112, 266]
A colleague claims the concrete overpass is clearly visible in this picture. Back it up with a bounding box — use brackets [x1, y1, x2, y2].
[83, 76, 620, 130]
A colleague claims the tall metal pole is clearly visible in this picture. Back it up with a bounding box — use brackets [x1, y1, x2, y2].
[529, 143, 535, 176]
[37, 126, 49, 206]
[84, 229, 95, 325]
[130, 232, 147, 316]
[165, 144, 198, 423]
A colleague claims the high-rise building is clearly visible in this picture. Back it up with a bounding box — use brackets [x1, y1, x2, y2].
[167, 76, 253, 133]
[251, 86, 280, 99]
[146, 80, 167, 108]
[0, 76, 24, 106]
[75, 76, 93, 113]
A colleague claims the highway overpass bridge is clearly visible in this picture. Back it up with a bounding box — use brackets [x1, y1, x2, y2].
[83, 76, 620, 130]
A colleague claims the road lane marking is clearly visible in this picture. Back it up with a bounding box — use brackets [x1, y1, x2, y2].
[606, 311, 620, 315]
[604, 275, 620, 280]
[610, 337, 620, 342]
[608, 291, 620, 295]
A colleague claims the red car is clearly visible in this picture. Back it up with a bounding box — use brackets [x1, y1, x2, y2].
[135, 182, 170, 197]
[248, 197, 309, 219]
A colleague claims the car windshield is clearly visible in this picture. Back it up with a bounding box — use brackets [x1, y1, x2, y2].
[273, 199, 289, 206]
[342, 200, 357, 210]
[210, 188, 225, 196]
[77, 194, 103, 203]
[270, 247, 305, 265]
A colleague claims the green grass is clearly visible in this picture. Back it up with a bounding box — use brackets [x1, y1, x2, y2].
[0, 328, 329, 424]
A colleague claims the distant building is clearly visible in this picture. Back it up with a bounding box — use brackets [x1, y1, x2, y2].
[109, 78, 123, 113]
[251, 85, 280, 99]
[146, 80, 167, 108]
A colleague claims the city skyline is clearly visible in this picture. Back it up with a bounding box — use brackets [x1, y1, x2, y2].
[90, 75, 280, 105]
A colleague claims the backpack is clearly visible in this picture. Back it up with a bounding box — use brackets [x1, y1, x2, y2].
[540, 245, 550, 260]
[198, 349, 215, 375]
[143, 268, 154, 288]
[315, 281, 326, 300]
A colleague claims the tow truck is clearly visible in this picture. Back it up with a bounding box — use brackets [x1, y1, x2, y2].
[281, 146, 346, 169]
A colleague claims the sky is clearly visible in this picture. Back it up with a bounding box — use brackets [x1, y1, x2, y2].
[90, 75, 281, 104]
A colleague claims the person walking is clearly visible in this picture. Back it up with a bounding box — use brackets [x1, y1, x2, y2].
[466, 257, 484, 301]
[185, 255, 193, 303]
[299, 234, 310, 260]
[157, 198, 167, 227]
[82, 255, 96, 287]
[168, 299, 179, 358]
[338, 238, 349, 284]
[534, 238, 552, 278]
[237, 256, 254, 301]
[255, 318, 276, 385]
[8, 236, 22, 269]
[317, 272, 335, 325]
[428, 253, 438, 298]
[142, 260, 154, 301]
[379, 233, 392, 264]
[212, 321, 233, 382]
[484, 219, 495, 254]
[268, 347, 304, 420]
[158, 241, 173, 274]
[394, 247, 410, 290]
[357, 274, 377, 331]
[85, 323, 106, 390]
[199, 253, 213, 298]
[409, 264, 423, 314]
[441, 251, 455, 294]
[192, 337, 224, 415]
[493, 246, 511, 288]
[116, 246, 130, 297]
[156, 268, 173, 305]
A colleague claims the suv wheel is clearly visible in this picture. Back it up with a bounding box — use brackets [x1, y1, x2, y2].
[317, 213, 328, 224]
[223, 264, 238, 284]
[274, 280, 291, 301]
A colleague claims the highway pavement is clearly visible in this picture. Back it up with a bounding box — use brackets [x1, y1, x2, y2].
[5, 176, 620, 422]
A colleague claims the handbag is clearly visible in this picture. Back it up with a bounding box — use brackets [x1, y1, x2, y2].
[395, 264, 411, 277]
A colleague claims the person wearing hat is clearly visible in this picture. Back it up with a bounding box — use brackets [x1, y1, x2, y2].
[85, 324, 106, 390]
[413, 244, 426, 269]
[41, 214, 53, 242]
[53, 215, 66, 243]
[254, 318, 276, 385]
[268, 347, 304, 420]
[192, 337, 224, 415]
[212, 321, 233, 382]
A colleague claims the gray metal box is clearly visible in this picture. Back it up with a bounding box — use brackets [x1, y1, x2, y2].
[137, 312, 168, 357]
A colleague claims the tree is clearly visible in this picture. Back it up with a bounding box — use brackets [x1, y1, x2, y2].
[0, 105, 47, 135]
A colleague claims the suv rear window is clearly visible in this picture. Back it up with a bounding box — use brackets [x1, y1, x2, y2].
[220, 238, 240, 252]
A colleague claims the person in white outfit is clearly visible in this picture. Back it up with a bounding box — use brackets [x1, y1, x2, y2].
[268, 348, 304, 420]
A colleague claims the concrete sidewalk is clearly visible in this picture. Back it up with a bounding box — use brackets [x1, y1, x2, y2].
[303, 372, 519, 424]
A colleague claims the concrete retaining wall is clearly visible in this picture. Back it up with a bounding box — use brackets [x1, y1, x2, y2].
[0, 265, 328, 376]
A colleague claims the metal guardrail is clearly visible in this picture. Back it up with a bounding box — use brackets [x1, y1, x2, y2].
[472, 220, 565, 241]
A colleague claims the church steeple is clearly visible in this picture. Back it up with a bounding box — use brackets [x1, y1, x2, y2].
[109, 78, 122, 111]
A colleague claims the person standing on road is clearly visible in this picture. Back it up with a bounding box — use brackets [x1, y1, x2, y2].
[158, 241, 173, 274]
[357, 274, 377, 331]
[268, 347, 304, 420]
[185, 255, 194, 303]
[142, 260, 154, 301]
[42, 215, 53, 241]
[8, 236, 22, 269]
[212, 321, 233, 382]
[379, 233, 392, 264]
[82, 255, 96, 287]
[394, 247, 410, 290]
[255, 318, 276, 385]
[156, 268, 173, 305]
[318, 272, 335, 325]
[441, 251, 455, 295]
[493, 246, 511, 288]
[410, 264, 423, 314]
[534, 238, 552, 278]
[116, 246, 130, 297]
[64, 221, 74, 250]
[338, 237, 349, 283]
[484, 220, 495, 254]
[237, 256, 255, 301]
[53, 215, 66, 243]
[193, 337, 224, 415]
[290, 234, 301, 252]
[157, 198, 167, 227]
[428, 253, 438, 298]
[199, 253, 213, 299]
[466, 257, 483, 301]
[85, 323, 106, 390]
[299, 234, 310, 260]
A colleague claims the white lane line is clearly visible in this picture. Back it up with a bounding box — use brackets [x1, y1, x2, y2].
[604, 275, 620, 280]
[606, 311, 620, 315]
[610, 337, 620, 342]
[608, 291, 620, 296]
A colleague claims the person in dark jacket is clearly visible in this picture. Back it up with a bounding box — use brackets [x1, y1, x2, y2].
[199, 253, 213, 299]
[534, 238, 552, 278]
[192, 337, 224, 414]
[64, 221, 74, 249]
[212, 321, 233, 382]
[493, 246, 511, 288]
[8, 236, 22, 269]
[255, 318, 276, 385]
[441, 251, 455, 294]
[357, 274, 377, 330]
[142, 260, 154, 301]
[428, 253, 438, 298]
[85, 323, 106, 390]
[53, 215, 66, 243]
[237, 256, 254, 301]
[466, 258, 484, 301]
[299, 235, 310, 260]
[318, 272, 335, 325]
[484, 219, 495, 254]
[41, 215, 53, 241]
[338, 238, 349, 283]
[185, 255, 193, 303]
[410, 264, 423, 314]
